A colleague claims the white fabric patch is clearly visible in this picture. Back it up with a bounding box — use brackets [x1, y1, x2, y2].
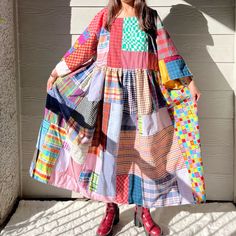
[67, 136, 92, 165]
[55, 60, 71, 77]
[176, 168, 195, 204]
[140, 107, 173, 136]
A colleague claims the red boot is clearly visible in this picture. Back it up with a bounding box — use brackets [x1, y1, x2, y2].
[96, 202, 120, 236]
[134, 205, 163, 236]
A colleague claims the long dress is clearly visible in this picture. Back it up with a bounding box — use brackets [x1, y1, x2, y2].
[29, 6, 207, 208]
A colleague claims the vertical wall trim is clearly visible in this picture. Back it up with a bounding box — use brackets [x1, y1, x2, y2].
[14, 0, 22, 197]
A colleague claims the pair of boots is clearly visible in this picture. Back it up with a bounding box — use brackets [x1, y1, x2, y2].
[96, 202, 163, 236]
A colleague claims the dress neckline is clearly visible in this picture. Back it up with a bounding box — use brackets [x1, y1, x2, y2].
[115, 16, 137, 19]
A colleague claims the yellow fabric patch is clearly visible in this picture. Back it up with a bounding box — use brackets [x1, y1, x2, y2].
[158, 59, 184, 89]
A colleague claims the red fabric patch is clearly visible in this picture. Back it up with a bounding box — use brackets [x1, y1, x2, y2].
[116, 175, 129, 203]
[101, 102, 111, 151]
[107, 18, 123, 67]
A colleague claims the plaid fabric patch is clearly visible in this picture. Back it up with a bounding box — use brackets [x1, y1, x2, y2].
[156, 27, 178, 59]
[56, 8, 107, 75]
[104, 68, 123, 103]
[89, 171, 99, 191]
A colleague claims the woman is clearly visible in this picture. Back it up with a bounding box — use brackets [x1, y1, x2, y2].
[29, 0, 206, 235]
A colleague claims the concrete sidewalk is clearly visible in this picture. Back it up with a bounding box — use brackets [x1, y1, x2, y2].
[1, 200, 236, 236]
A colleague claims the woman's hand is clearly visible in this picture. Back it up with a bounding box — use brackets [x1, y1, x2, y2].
[188, 80, 201, 103]
[46, 68, 59, 93]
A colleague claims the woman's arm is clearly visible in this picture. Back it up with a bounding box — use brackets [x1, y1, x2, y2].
[46, 7, 107, 92]
[155, 10, 193, 89]
[155, 10, 201, 101]
[54, 7, 107, 77]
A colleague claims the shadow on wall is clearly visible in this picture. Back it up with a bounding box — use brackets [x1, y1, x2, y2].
[162, 3, 232, 91]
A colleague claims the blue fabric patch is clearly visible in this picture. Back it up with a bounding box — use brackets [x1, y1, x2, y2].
[67, 47, 75, 55]
[121, 112, 137, 131]
[98, 27, 110, 48]
[165, 58, 193, 80]
[81, 28, 90, 42]
[96, 151, 116, 197]
[79, 171, 92, 184]
[106, 103, 123, 151]
[128, 174, 143, 205]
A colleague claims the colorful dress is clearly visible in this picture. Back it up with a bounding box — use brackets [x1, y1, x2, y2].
[29, 7, 207, 208]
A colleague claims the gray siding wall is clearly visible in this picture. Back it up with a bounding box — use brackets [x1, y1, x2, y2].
[19, 0, 235, 200]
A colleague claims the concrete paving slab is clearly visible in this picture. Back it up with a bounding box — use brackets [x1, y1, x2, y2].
[1, 200, 236, 236]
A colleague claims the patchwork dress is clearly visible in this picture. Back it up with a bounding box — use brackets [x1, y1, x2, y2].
[29, 7, 207, 208]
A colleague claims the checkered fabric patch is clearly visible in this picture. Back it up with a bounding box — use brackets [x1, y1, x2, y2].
[122, 17, 149, 52]
[165, 58, 193, 80]
[136, 70, 153, 115]
[58, 8, 106, 73]
[116, 175, 129, 203]
[168, 95, 206, 203]
[122, 69, 138, 114]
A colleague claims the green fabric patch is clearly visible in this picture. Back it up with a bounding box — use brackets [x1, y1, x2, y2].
[122, 17, 149, 52]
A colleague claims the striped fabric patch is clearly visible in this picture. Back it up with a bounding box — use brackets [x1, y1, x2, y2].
[31, 121, 66, 183]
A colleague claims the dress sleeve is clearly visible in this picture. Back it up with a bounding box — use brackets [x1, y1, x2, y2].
[55, 8, 106, 77]
[155, 10, 193, 89]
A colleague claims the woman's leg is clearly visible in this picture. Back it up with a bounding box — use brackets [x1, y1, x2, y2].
[96, 202, 120, 236]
